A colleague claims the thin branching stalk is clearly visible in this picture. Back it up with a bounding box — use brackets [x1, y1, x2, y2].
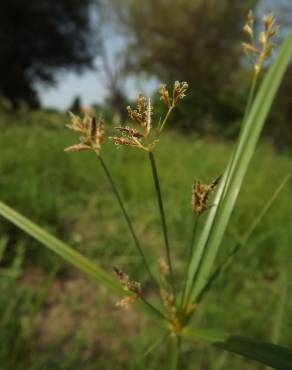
[159, 106, 174, 133]
[140, 296, 167, 321]
[98, 155, 156, 283]
[148, 151, 175, 295]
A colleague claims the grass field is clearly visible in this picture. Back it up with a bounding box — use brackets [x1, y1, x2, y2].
[0, 110, 292, 369]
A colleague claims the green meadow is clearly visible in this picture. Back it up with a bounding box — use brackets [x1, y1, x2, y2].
[0, 110, 291, 369]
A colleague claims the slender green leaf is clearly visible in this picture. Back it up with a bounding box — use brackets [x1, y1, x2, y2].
[185, 33, 292, 304]
[182, 328, 292, 369]
[0, 201, 164, 321]
[144, 334, 167, 357]
[196, 174, 291, 303]
[216, 336, 292, 370]
[0, 201, 122, 293]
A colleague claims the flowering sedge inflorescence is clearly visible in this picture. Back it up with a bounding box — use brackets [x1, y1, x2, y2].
[158, 258, 196, 332]
[64, 112, 105, 154]
[113, 266, 142, 307]
[159, 81, 188, 109]
[110, 81, 188, 151]
[62, 10, 279, 331]
[242, 10, 279, 77]
[191, 176, 221, 217]
[110, 95, 155, 151]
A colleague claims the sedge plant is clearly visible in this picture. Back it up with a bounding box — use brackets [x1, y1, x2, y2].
[0, 11, 292, 369]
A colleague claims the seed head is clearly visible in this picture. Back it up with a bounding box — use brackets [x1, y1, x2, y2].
[159, 81, 188, 109]
[192, 175, 221, 217]
[242, 42, 260, 55]
[113, 267, 142, 307]
[110, 94, 156, 151]
[159, 258, 169, 278]
[243, 10, 255, 38]
[137, 94, 147, 113]
[64, 112, 105, 155]
[159, 84, 172, 108]
[243, 10, 279, 77]
[116, 296, 138, 307]
[113, 266, 141, 295]
[173, 81, 188, 105]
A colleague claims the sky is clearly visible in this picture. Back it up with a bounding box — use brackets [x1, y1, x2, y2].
[38, 0, 291, 111]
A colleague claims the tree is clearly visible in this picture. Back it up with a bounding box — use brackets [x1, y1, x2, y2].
[0, 0, 98, 107]
[105, 0, 258, 128]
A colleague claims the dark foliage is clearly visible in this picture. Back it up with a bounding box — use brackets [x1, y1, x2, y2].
[0, 0, 97, 107]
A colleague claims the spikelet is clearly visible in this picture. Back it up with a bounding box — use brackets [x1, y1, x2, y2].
[159, 258, 169, 278]
[159, 81, 188, 108]
[114, 267, 142, 307]
[192, 176, 221, 217]
[64, 112, 105, 155]
[110, 94, 156, 151]
[242, 10, 279, 77]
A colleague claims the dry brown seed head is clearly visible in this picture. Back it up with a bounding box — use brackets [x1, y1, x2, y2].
[65, 112, 105, 154]
[137, 94, 147, 113]
[192, 176, 221, 217]
[159, 258, 169, 277]
[115, 126, 144, 138]
[242, 42, 260, 55]
[109, 136, 143, 148]
[243, 11, 279, 77]
[259, 32, 267, 47]
[67, 112, 87, 134]
[116, 296, 138, 307]
[263, 13, 275, 31]
[64, 143, 91, 153]
[173, 81, 188, 105]
[160, 288, 175, 308]
[159, 84, 172, 108]
[127, 106, 144, 125]
[144, 98, 152, 137]
[96, 115, 105, 146]
[243, 10, 254, 37]
[113, 266, 141, 295]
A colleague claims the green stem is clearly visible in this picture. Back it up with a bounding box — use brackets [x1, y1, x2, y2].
[167, 334, 180, 370]
[140, 296, 167, 321]
[98, 155, 155, 284]
[148, 151, 175, 291]
[159, 106, 174, 132]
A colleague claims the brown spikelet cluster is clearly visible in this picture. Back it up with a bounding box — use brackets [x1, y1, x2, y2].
[242, 10, 279, 77]
[110, 95, 156, 151]
[64, 112, 105, 154]
[157, 259, 183, 332]
[159, 265, 197, 332]
[114, 266, 142, 307]
[159, 81, 188, 108]
[192, 176, 221, 217]
[158, 258, 169, 278]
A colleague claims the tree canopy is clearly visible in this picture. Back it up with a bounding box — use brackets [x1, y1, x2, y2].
[0, 0, 98, 107]
[106, 0, 258, 126]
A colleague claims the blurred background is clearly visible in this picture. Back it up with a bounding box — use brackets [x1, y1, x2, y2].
[0, 0, 291, 369]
